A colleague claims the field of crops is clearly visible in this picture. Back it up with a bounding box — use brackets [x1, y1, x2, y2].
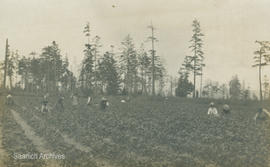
[1, 95, 270, 167]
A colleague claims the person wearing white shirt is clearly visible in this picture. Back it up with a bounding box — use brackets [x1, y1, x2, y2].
[87, 96, 92, 105]
[6, 94, 14, 105]
[254, 108, 270, 124]
[207, 102, 219, 117]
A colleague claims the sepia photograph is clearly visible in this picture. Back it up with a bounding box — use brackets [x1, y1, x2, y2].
[0, 0, 270, 166]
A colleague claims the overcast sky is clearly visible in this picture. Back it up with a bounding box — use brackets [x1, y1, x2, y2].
[1, 0, 270, 91]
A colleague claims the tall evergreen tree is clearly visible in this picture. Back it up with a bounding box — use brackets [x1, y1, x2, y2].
[92, 35, 102, 94]
[147, 23, 158, 96]
[188, 19, 204, 98]
[138, 43, 151, 95]
[252, 41, 270, 101]
[98, 51, 120, 95]
[40, 41, 63, 92]
[80, 22, 95, 94]
[80, 45, 94, 92]
[120, 35, 138, 94]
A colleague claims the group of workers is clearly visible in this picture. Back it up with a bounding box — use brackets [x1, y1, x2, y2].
[207, 101, 270, 123]
[207, 102, 230, 117]
[5, 93, 270, 124]
[40, 93, 110, 113]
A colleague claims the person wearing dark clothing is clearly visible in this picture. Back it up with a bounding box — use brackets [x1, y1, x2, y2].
[100, 97, 109, 110]
[55, 96, 64, 112]
[41, 95, 49, 112]
[222, 104, 231, 114]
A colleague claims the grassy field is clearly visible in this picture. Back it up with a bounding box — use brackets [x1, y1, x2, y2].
[1, 95, 270, 167]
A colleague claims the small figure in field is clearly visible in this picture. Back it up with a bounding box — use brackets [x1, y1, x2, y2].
[71, 93, 79, 106]
[6, 94, 14, 106]
[254, 108, 270, 124]
[55, 95, 64, 112]
[100, 97, 109, 110]
[41, 94, 49, 112]
[121, 96, 130, 103]
[87, 96, 92, 105]
[207, 102, 219, 117]
[222, 104, 231, 114]
[126, 96, 130, 102]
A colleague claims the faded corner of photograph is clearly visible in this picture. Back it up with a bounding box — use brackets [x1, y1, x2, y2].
[0, 0, 270, 166]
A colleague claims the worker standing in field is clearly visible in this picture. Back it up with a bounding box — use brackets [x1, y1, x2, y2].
[87, 96, 92, 105]
[207, 102, 219, 117]
[6, 93, 14, 106]
[222, 104, 231, 114]
[254, 108, 270, 124]
[71, 93, 79, 106]
[41, 94, 49, 112]
[55, 95, 64, 112]
[100, 97, 109, 110]
[121, 96, 130, 103]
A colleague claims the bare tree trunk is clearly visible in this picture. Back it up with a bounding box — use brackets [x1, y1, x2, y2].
[200, 73, 202, 98]
[143, 71, 147, 95]
[3, 39, 9, 88]
[9, 76, 12, 89]
[193, 43, 197, 98]
[94, 49, 97, 95]
[170, 77, 173, 96]
[149, 23, 156, 96]
[259, 51, 263, 102]
[193, 59, 196, 98]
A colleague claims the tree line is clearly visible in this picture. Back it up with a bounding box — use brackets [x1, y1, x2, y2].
[1, 19, 266, 100]
[1, 40, 76, 93]
[1, 22, 166, 96]
[78, 22, 166, 96]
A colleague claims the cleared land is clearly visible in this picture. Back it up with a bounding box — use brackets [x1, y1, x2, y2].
[0, 95, 270, 167]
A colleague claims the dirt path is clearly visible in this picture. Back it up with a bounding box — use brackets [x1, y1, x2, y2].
[32, 113, 93, 155]
[25, 109, 118, 167]
[11, 109, 60, 167]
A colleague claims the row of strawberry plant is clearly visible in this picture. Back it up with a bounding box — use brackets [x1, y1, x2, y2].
[14, 95, 270, 167]
[1, 107, 45, 167]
